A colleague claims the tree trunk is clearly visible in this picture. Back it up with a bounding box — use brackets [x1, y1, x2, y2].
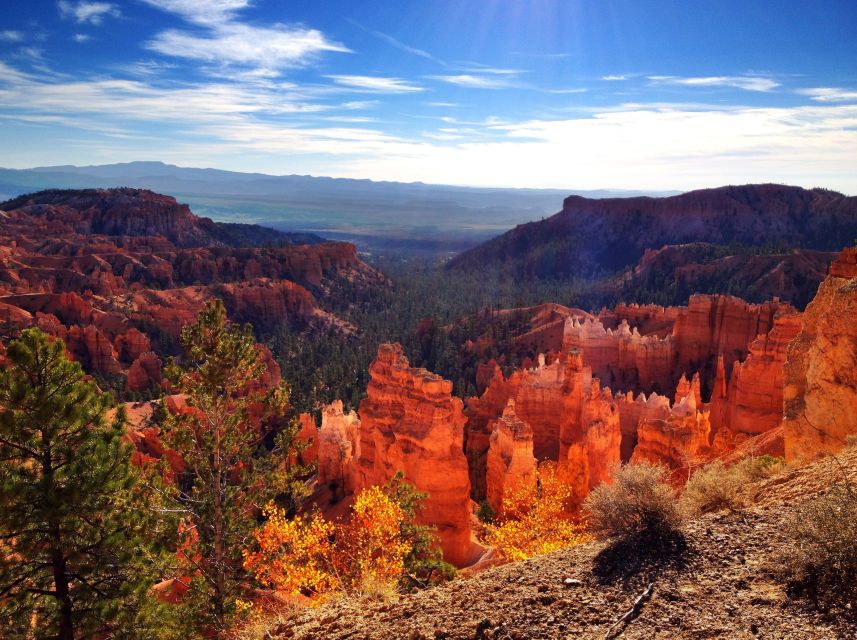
[212, 426, 225, 636]
[52, 545, 75, 640]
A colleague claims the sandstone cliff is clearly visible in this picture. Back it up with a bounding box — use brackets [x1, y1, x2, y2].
[485, 400, 537, 516]
[783, 248, 857, 461]
[355, 344, 479, 567]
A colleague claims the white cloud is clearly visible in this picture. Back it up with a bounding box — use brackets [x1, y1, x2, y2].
[1, 61, 855, 193]
[148, 24, 348, 71]
[427, 74, 517, 89]
[602, 74, 626, 81]
[325, 75, 423, 93]
[73, 33, 91, 43]
[142, 0, 348, 74]
[0, 30, 24, 42]
[797, 87, 857, 103]
[57, 1, 120, 25]
[139, 0, 249, 26]
[648, 75, 779, 92]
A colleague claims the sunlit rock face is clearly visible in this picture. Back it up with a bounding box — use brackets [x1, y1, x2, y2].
[485, 400, 537, 516]
[316, 400, 360, 500]
[709, 313, 802, 451]
[354, 344, 478, 567]
[555, 352, 621, 507]
[783, 249, 857, 462]
[631, 391, 712, 480]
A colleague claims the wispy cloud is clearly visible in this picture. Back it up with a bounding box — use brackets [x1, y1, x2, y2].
[347, 19, 441, 64]
[427, 74, 518, 89]
[73, 34, 91, 43]
[602, 74, 626, 81]
[0, 30, 24, 42]
[57, 1, 120, 25]
[545, 87, 588, 94]
[139, 0, 249, 26]
[797, 87, 857, 103]
[648, 74, 779, 92]
[325, 75, 423, 93]
[142, 0, 348, 73]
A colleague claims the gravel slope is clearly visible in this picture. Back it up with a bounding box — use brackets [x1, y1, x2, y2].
[266, 449, 857, 640]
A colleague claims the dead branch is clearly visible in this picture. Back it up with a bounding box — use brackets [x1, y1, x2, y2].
[604, 582, 654, 639]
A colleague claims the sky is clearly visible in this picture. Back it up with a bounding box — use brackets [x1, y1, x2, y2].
[1, 0, 856, 192]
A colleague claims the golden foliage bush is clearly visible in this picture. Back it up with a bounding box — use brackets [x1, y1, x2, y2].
[482, 463, 590, 561]
[242, 486, 411, 602]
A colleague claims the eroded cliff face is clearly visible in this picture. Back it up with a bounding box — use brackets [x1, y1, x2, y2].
[783, 249, 857, 461]
[0, 189, 381, 388]
[355, 344, 479, 567]
[316, 400, 361, 500]
[631, 392, 712, 480]
[485, 400, 537, 516]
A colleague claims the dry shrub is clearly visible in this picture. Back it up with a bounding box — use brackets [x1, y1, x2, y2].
[680, 456, 785, 517]
[583, 461, 681, 540]
[777, 483, 857, 606]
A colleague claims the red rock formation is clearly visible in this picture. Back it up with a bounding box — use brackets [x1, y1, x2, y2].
[115, 327, 151, 363]
[355, 344, 478, 567]
[783, 249, 857, 461]
[674, 372, 702, 406]
[295, 413, 319, 467]
[0, 188, 383, 386]
[316, 401, 361, 500]
[466, 351, 622, 507]
[710, 313, 802, 450]
[485, 400, 537, 516]
[614, 391, 671, 463]
[556, 352, 622, 506]
[631, 392, 711, 479]
[126, 351, 162, 392]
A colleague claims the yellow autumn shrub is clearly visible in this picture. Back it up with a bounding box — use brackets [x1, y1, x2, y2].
[482, 462, 590, 561]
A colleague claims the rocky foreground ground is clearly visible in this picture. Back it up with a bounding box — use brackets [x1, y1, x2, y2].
[264, 448, 857, 640]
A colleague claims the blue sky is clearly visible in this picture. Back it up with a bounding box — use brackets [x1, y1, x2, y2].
[1, 0, 856, 192]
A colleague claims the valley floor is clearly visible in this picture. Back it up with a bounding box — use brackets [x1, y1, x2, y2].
[266, 449, 857, 640]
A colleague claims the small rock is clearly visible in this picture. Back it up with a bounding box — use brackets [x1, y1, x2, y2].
[563, 578, 582, 587]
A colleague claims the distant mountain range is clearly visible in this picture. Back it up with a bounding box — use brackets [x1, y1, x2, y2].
[0, 161, 676, 253]
[449, 184, 857, 308]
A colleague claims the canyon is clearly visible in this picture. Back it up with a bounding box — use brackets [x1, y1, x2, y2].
[2, 187, 855, 572]
[301, 249, 857, 566]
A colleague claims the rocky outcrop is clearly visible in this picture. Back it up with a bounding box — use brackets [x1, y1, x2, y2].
[485, 400, 536, 516]
[449, 184, 857, 285]
[317, 401, 361, 500]
[710, 313, 802, 450]
[0, 188, 383, 386]
[783, 249, 857, 461]
[126, 351, 162, 392]
[466, 351, 622, 507]
[355, 344, 477, 567]
[556, 352, 622, 506]
[614, 391, 671, 463]
[631, 392, 711, 478]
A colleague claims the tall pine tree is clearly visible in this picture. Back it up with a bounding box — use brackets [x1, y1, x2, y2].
[160, 300, 310, 637]
[0, 328, 160, 639]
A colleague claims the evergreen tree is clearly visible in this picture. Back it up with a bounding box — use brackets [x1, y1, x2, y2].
[160, 300, 309, 637]
[0, 329, 159, 639]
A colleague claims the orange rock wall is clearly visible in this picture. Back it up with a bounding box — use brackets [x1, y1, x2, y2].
[355, 344, 477, 567]
[783, 249, 857, 461]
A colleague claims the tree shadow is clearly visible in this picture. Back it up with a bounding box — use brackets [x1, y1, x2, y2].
[592, 531, 689, 586]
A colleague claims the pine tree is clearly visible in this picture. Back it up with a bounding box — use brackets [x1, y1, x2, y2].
[0, 328, 160, 639]
[160, 300, 310, 636]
